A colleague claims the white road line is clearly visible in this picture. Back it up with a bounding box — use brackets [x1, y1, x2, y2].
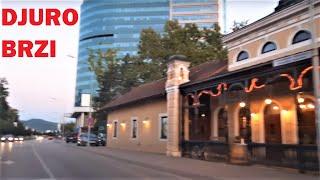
[32, 144, 56, 180]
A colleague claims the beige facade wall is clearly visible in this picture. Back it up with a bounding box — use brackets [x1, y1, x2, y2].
[224, 2, 320, 71]
[106, 98, 167, 154]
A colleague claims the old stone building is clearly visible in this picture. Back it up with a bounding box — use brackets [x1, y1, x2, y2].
[102, 0, 319, 171]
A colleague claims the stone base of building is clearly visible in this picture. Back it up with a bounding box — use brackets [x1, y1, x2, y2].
[166, 150, 182, 157]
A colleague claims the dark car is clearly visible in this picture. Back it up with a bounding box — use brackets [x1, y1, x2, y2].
[96, 133, 106, 146]
[77, 133, 98, 146]
[65, 133, 78, 143]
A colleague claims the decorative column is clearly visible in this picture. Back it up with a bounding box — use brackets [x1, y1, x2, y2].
[166, 55, 190, 157]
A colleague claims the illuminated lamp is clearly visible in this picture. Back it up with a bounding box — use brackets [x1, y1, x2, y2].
[299, 104, 306, 109]
[264, 99, 272, 105]
[120, 122, 126, 127]
[107, 124, 111, 127]
[273, 106, 279, 110]
[297, 97, 305, 104]
[307, 103, 315, 109]
[143, 120, 149, 124]
[239, 102, 246, 108]
[201, 114, 206, 117]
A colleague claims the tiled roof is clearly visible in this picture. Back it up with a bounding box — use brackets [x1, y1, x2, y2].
[102, 60, 227, 110]
[101, 79, 166, 110]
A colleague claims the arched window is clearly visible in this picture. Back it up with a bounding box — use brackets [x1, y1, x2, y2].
[261, 42, 277, 54]
[292, 30, 311, 44]
[237, 51, 249, 61]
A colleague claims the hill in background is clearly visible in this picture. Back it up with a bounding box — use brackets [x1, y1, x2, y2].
[22, 119, 58, 132]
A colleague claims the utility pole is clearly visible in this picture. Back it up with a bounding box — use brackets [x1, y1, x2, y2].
[309, 0, 320, 165]
[87, 73, 94, 147]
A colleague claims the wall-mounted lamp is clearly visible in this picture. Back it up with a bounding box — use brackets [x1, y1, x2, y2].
[307, 103, 315, 109]
[297, 97, 305, 104]
[264, 99, 272, 105]
[120, 122, 126, 127]
[107, 123, 111, 127]
[239, 102, 246, 108]
[299, 104, 306, 109]
[273, 106, 279, 111]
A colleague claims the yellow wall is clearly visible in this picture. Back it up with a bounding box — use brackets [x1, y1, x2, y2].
[106, 98, 167, 154]
[225, 4, 320, 71]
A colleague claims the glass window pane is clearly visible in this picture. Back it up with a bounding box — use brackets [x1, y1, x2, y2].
[262, 42, 277, 54]
[160, 116, 168, 139]
[237, 51, 249, 61]
[292, 30, 311, 44]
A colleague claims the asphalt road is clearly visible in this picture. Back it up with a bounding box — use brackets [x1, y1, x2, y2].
[0, 139, 202, 180]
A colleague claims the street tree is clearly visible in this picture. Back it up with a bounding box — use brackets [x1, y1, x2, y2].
[88, 20, 227, 121]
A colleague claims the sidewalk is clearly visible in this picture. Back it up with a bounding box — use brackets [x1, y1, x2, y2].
[79, 146, 318, 179]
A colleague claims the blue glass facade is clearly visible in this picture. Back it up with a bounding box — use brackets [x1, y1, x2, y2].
[171, 0, 219, 28]
[75, 0, 170, 106]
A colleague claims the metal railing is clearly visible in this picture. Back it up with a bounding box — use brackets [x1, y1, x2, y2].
[181, 140, 229, 161]
[182, 140, 319, 172]
[248, 143, 319, 172]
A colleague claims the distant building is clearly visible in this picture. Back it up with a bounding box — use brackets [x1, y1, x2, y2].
[170, 0, 221, 29]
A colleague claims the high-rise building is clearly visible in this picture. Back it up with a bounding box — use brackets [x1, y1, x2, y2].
[73, 0, 223, 127]
[170, 0, 221, 29]
[75, 0, 170, 107]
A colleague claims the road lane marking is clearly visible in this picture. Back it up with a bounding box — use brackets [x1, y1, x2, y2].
[1, 160, 14, 165]
[32, 145, 56, 180]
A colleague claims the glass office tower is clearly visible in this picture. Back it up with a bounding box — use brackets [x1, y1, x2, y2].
[75, 0, 170, 105]
[74, 0, 223, 107]
[170, 0, 220, 28]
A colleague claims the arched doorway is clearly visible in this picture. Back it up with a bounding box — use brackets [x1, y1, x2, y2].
[264, 102, 281, 144]
[238, 107, 251, 143]
[218, 108, 228, 142]
[297, 98, 316, 144]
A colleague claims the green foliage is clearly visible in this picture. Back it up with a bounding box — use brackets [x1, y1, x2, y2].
[63, 122, 76, 134]
[0, 78, 29, 135]
[88, 21, 227, 120]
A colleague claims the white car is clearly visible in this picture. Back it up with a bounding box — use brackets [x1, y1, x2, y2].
[1, 135, 15, 142]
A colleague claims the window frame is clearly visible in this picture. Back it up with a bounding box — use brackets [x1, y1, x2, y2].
[130, 117, 138, 140]
[113, 120, 118, 139]
[261, 41, 277, 54]
[159, 113, 168, 141]
[292, 30, 312, 44]
[236, 51, 249, 62]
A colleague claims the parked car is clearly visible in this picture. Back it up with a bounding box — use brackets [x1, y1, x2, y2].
[1, 134, 15, 142]
[17, 136, 24, 141]
[77, 133, 97, 146]
[96, 133, 106, 146]
[14, 136, 24, 141]
[65, 133, 77, 143]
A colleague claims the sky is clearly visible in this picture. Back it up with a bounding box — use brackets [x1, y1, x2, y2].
[0, 0, 279, 123]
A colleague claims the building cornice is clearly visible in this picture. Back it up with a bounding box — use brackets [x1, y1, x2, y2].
[222, 0, 319, 43]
